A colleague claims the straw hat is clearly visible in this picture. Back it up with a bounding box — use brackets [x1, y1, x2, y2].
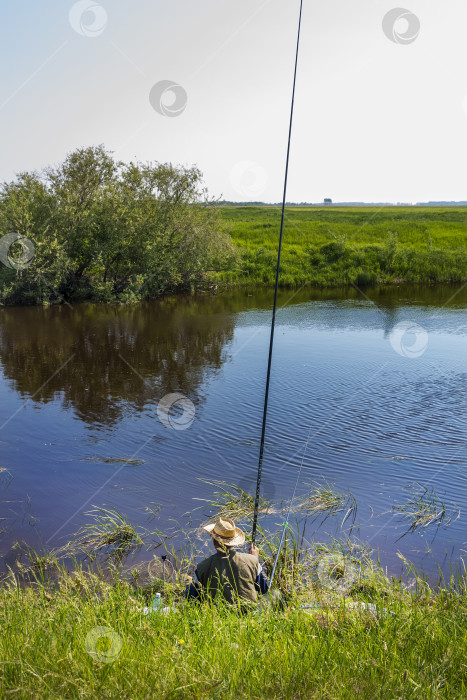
[203, 517, 245, 547]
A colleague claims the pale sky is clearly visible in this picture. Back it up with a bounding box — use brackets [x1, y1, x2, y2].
[1, 0, 467, 203]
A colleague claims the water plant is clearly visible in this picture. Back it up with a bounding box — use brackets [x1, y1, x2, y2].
[392, 483, 459, 540]
[196, 479, 273, 522]
[68, 506, 144, 559]
[2, 480, 466, 697]
[295, 480, 358, 530]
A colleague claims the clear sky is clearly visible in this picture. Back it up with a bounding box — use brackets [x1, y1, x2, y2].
[1, 0, 466, 203]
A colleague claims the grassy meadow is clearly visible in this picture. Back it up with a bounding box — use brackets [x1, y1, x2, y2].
[216, 206, 467, 288]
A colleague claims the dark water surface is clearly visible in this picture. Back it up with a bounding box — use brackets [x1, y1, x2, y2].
[1, 286, 466, 579]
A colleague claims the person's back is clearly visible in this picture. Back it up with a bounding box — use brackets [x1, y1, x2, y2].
[185, 517, 269, 608]
[196, 548, 259, 605]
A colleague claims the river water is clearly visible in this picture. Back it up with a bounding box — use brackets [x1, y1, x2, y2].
[1, 285, 466, 580]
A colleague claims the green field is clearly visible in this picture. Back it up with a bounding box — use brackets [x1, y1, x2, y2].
[217, 206, 467, 288]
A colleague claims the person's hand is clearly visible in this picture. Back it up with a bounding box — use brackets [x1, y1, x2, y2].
[249, 543, 259, 556]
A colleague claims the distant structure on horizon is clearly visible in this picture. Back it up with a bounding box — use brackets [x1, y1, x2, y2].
[417, 200, 467, 206]
[218, 200, 467, 207]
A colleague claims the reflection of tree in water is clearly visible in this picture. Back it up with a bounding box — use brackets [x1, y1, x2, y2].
[0, 296, 238, 427]
[2, 285, 462, 426]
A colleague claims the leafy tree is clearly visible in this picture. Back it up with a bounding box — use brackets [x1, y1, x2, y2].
[0, 146, 236, 304]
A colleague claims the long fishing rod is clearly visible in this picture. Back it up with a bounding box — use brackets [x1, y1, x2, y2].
[251, 0, 304, 545]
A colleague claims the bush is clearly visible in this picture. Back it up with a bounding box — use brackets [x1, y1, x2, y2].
[319, 241, 347, 262]
[353, 270, 378, 287]
[0, 147, 236, 305]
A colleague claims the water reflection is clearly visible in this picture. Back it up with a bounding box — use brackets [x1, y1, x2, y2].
[0, 297, 239, 427]
[1, 285, 466, 428]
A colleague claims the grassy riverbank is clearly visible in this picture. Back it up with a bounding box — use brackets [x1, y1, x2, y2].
[2, 188, 467, 305]
[216, 206, 467, 288]
[1, 553, 467, 698]
[1, 480, 467, 699]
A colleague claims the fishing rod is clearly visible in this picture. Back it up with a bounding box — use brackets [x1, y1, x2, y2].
[251, 0, 304, 545]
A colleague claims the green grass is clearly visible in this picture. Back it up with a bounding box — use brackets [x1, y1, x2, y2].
[1, 482, 467, 698]
[216, 206, 467, 288]
[1, 549, 467, 698]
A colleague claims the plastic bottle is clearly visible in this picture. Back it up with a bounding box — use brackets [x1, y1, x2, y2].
[151, 593, 162, 611]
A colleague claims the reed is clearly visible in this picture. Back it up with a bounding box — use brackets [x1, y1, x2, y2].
[66, 506, 144, 559]
[295, 480, 357, 530]
[196, 479, 273, 522]
[392, 483, 459, 540]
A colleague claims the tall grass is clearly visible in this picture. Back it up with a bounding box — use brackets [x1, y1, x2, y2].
[195, 479, 274, 522]
[1, 481, 467, 697]
[1, 546, 467, 697]
[216, 206, 467, 288]
[64, 506, 144, 560]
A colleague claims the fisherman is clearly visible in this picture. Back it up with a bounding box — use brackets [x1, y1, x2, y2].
[185, 517, 269, 607]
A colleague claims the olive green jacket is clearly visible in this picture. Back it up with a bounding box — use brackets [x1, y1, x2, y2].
[196, 549, 260, 605]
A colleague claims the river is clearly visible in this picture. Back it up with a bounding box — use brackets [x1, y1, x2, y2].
[1, 285, 466, 580]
